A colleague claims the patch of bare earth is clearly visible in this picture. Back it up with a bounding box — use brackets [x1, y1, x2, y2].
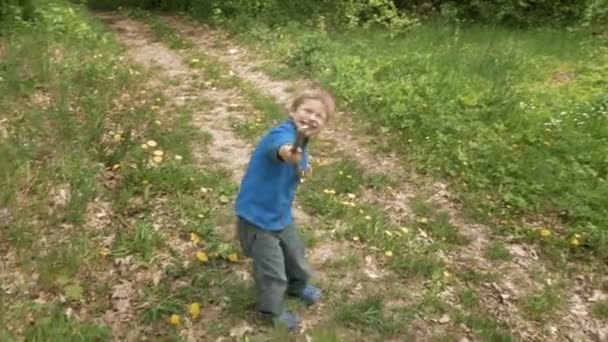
[162, 16, 607, 341]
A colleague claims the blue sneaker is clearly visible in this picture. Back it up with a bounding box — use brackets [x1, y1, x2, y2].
[272, 311, 301, 331]
[298, 284, 321, 306]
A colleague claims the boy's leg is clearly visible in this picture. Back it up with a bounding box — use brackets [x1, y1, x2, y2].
[249, 227, 289, 316]
[236, 217, 254, 258]
[278, 223, 311, 296]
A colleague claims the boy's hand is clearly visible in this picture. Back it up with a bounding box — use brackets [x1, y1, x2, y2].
[279, 144, 302, 164]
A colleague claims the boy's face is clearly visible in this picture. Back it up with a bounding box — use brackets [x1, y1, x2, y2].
[290, 99, 328, 136]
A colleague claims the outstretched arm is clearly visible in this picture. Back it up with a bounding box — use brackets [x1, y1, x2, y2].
[278, 144, 303, 164]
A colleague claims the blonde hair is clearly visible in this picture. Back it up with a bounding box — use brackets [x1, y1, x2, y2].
[290, 87, 336, 120]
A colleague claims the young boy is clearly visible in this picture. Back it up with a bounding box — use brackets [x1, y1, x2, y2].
[234, 88, 335, 331]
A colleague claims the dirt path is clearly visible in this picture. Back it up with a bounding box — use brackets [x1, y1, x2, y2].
[95, 11, 607, 342]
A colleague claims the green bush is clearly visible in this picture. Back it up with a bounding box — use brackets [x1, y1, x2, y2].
[1, 0, 35, 22]
[399, 0, 606, 26]
[583, 0, 608, 27]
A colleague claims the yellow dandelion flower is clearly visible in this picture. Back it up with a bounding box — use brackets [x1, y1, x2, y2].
[196, 251, 209, 262]
[570, 237, 580, 247]
[146, 140, 158, 147]
[153, 156, 163, 164]
[191, 233, 201, 245]
[228, 253, 238, 262]
[99, 247, 110, 257]
[385, 251, 393, 257]
[112, 164, 121, 171]
[169, 314, 181, 326]
[153, 150, 164, 157]
[540, 228, 552, 237]
[113, 134, 123, 143]
[340, 201, 356, 207]
[190, 303, 201, 321]
[443, 271, 452, 278]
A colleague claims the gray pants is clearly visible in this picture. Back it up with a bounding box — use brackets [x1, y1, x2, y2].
[237, 218, 311, 316]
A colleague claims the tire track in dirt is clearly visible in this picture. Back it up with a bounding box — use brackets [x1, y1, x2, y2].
[160, 16, 607, 342]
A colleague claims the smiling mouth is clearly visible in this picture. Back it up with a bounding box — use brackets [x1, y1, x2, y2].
[302, 120, 317, 129]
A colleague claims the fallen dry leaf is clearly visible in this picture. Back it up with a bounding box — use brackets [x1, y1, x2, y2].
[196, 251, 209, 262]
[229, 322, 253, 338]
[191, 233, 202, 245]
[438, 314, 451, 324]
[227, 253, 238, 262]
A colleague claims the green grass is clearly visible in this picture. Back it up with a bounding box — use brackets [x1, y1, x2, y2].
[388, 251, 445, 278]
[485, 242, 513, 261]
[0, 2, 246, 340]
[23, 6, 600, 341]
[111, 220, 164, 261]
[453, 287, 514, 341]
[458, 267, 500, 284]
[334, 294, 401, 336]
[141, 283, 187, 324]
[591, 300, 608, 320]
[213, 15, 608, 262]
[410, 196, 470, 246]
[24, 304, 111, 341]
[457, 288, 480, 310]
[522, 286, 563, 322]
[458, 313, 514, 342]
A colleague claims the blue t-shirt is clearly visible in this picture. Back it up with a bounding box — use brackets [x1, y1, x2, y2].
[235, 119, 308, 231]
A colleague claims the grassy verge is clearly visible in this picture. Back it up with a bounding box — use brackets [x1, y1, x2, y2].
[206, 16, 608, 262]
[0, 2, 245, 339]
